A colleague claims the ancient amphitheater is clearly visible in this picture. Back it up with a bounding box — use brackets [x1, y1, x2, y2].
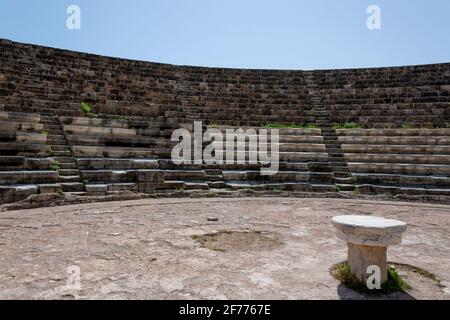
[0, 39, 449, 299]
[1, 39, 449, 204]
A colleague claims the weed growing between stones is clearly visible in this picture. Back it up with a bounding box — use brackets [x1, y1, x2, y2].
[331, 261, 412, 294]
[332, 122, 361, 129]
[49, 160, 60, 171]
[81, 102, 97, 117]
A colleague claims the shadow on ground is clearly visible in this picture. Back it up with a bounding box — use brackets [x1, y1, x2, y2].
[337, 284, 416, 300]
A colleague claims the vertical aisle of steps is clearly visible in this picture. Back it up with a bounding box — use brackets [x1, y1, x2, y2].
[40, 114, 84, 194]
[305, 74, 355, 192]
[205, 169, 227, 189]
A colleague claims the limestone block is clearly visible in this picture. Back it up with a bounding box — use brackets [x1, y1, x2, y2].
[76, 158, 106, 170]
[0, 171, 24, 184]
[16, 132, 47, 144]
[223, 171, 248, 181]
[0, 185, 38, 204]
[138, 182, 165, 193]
[81, 170, 112, 182]
[132, 159, 159, 170]
[108, 183, 138, 192]
[137, 170, 165, 183]
[85, 184, 108, 194]
[38, 184, 62, 194]
[25, 158, 53, 170]
[105, 158, 133, 169]
[0, 156, 25, 168]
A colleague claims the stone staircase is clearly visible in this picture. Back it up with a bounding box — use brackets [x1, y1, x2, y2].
[40, 115, 84, 193]
[306, 74, 355, 192]
[205, 169, 227, 189]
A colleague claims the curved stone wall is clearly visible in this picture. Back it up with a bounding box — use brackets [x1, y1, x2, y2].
[1, 39, 449, 127]
[1, 38, 450, 206]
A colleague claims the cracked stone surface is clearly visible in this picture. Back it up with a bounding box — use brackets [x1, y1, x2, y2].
[0, 197, 449, 300]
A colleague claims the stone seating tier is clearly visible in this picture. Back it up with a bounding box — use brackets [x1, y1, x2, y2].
[1, 39, 448, 127]
[0, 39, 449, 203]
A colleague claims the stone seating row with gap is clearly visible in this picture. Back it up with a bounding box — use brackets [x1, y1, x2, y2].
[337, 128, 450, 196]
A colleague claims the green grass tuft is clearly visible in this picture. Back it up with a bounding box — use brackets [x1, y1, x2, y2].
[49, 160, 60, 172]
[331, 261, 412, 294]
[401, 123, 414, 129]
[333, 122, 361, 129]
[264, 123, 318, 129]
[81, 102, 91, 114]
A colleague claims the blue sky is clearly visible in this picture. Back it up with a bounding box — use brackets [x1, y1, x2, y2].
[0, 0, 449, 70]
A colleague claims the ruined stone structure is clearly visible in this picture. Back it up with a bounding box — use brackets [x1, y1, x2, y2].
[0, 39, 449, 204]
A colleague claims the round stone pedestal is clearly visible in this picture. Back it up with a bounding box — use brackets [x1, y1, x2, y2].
[332, 215, 407, 284]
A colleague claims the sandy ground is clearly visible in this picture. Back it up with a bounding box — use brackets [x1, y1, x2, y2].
[0, 197, 449, 300]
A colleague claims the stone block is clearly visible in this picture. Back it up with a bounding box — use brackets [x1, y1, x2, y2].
[76, 158, 106, 170]
[85, 184, 108, 195]
[137, 170, 165, 183]
[38, 184, 62, 194]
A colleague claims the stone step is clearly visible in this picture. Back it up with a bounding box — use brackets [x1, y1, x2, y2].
[0, 171, 59, 184]
[334, 176, 354, 184]
[330, 162, 348, 167]
[336, 184, 355, 191]
[58, 175, 81, 183]
[0, 142, 52, 157]
[47, 135, 66, 140]
[348, 162, 450, 176]
[40, 119, 59, 125]
[184, 182, 210, 190]
[205, 169, 222, 175]
[339, 135, 450, 145]
[58, 169, 80, 176]
[352, 173, 450, 187]
[108, 183, 138, 192]
[76, 158, 159, 170]
[59, 163, 77, 169]
[43, 124, 62, 131]
[54, 157, 74, 163]
[344, 153, 450, 165]
[341, 144, 450, 155]
[85, 184, 108, 195]
[61, 182, 85, 192]
[208, 181, 228, 189]
[0, 185, 39, 204]
[355, 184, 450, 196]
[336, 128, 450, 137]
[309, 172, 334, 182]
[334, 171, 352, 178]
[311, 183, 338, 192]
[48, 140, 67, 145]
[51, 151, 71, 156]
[227, 181, 313, 192]
[50, 145, 69, 151]
[223, 170, 310, 182]
[38, 183, 62, 194]
[206, 175, 224, 182]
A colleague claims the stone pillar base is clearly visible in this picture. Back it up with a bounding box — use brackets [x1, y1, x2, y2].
[348, 243, 387, 284]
